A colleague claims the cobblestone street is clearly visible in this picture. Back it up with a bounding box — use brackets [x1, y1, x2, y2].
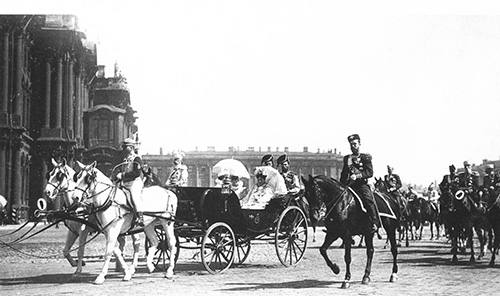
[0, 223, 499, 296]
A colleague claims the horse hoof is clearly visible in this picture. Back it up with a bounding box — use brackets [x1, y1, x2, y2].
[165, 269, 174, 279]
[340, 281, 350, 289]
[362, 276, 370, 284]
[389, 273, 398, 282]
[130, 267, 136, 275]
[77, 260, 86, 267]
[123, 272, 132, 281]
[93, 275, 105, 285]
[332, 264, 340, 275]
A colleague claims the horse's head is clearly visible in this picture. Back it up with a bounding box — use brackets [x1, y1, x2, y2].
[374, 177, 387, 193]
[45, 158, 76, 202]
[73, 161, 109, 205]
[450, 185, 473, 212]
[302, 175, 344, 224]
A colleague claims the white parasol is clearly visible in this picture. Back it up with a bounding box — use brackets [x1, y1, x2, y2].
[213, 159, 250, 179]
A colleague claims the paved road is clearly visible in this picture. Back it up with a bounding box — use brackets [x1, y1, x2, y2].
[0, 223, 498, 296]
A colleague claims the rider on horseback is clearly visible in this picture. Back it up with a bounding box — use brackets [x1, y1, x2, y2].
[116, 138, 144, 226]
[340, 134, 380, 235]
[457, 161, 480, 206]
[384, 165, 404, 216]
[482, 164, 500, 204]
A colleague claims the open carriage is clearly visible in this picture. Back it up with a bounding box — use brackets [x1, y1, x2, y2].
[147, 184, 309, 274]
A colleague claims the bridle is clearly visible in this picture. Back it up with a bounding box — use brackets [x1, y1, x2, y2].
[46, 166, 73, 199]
[308, 178, 349, 221]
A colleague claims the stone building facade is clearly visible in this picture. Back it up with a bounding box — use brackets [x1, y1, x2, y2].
[143, 147, 343, 188]
[0, 15, 136, 222]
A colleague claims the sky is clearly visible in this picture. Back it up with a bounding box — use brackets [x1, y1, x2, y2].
[6, 0, 500, 186]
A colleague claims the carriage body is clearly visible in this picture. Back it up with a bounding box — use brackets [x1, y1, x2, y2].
[151, 185, 309, 274]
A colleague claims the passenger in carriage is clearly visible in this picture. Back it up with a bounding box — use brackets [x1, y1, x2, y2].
[240, 169, 274, 210]
[261, 154, 274, 167]
[166, 151, 188, 187]
[115, 138, 145, 226]
[277, 154, 301, 195]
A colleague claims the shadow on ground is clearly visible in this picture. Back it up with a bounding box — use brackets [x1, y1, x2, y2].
[219, 279, 344, 291]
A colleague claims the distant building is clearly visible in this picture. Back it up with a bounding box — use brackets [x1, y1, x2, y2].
[81, 64, 137, 176]
[143, 147, 343, 188]
[0, 15, 97, 221]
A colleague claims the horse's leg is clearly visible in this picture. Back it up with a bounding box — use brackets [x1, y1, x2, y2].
[115, 236, 126, 272]
[130, 233, 141, 275]
[319, 232, 340, 275]
[405, 223, 409, 247]
[388, 225, 398, 282]
[312, 225, 316, 243]
[144, 224, 159, 273]
[419, 222, 424, 240]
[113, 242, 132, 281]
[490, 227, 499, 267]
[357, 235, 364, 248]
[160, 219, 176, 279]
[340, 237, 352, 289]
[62, 225, 79, 267]
[475, 227, 484, 260]
[468, 226, 475, 263]
[94, 222, 124, 285]
[383, 236, 389, 249]
[362, 233, 374, 284]
[451, 226, 458, 264]
[74, 226, 89, 275]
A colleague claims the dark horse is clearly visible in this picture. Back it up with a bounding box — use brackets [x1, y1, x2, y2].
[448, 185, 476, 263]
[408, 197, 440, 240]
[302, 175, 400, 288]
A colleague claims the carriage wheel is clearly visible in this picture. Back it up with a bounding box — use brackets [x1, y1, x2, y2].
[201, 222, 236, 274]
[145, 225, 180, 272]
[275, 206, 308, 267]
[234, 237, 251, 265]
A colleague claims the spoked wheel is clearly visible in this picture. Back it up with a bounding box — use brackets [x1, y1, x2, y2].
[145, 225, 180, 272]
[275, 206, 308, 267]
[234, 236, 251, 265]
[201, 222, 236, 274]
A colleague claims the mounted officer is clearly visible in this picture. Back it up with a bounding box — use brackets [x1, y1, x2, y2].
[115, 138, 144, 226]
[457, 161, 480, 202]
[276, 154, 301, 195]
[340, 134, 380, 234]
[166, 151, 188, 187]
[482, 164, 500, 203]
[439, 164, 459, 194]
[383, 165, 404, 211]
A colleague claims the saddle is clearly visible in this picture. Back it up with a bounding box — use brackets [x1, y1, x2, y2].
[346, 187, 367, 213]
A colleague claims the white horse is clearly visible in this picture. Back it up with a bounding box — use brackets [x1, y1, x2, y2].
[73, 161, 178, 284]
[45, 159, 140, 275]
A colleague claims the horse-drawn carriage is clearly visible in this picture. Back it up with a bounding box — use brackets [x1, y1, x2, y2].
[35, 159, 309, 284]
[147, 184, 309, 274]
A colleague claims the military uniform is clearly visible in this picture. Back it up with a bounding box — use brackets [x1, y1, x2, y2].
[482, 172, 500, 203]
[277, 154, 301, 195]
[166, 164, 188, 186]
[439, 173, 459, 194]
[457, 171, 480, 203]
[117, 139, 144, 214]
[384, 172, 404, 216]
[340, 152, 380, 228]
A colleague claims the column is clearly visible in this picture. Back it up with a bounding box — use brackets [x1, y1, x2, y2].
[11, 148, 22, 207]
[55, 57, 62, 128]
[0, 145, 6, 196]
[208, 165, 213, 187]
[195, 166, 200, 186]
[1, 33, 8, 112]
[44, 61, 51, 128]
[67, 59, 74, 133]
[14, 34, 23, 117]
[74, 71, 80, 140]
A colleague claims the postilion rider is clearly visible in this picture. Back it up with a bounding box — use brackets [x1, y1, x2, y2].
[115, 138, 145, 226]
[340, 134, 380, 235]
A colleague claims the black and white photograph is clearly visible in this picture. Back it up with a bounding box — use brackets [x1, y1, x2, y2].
[1, 1, 500, 295]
